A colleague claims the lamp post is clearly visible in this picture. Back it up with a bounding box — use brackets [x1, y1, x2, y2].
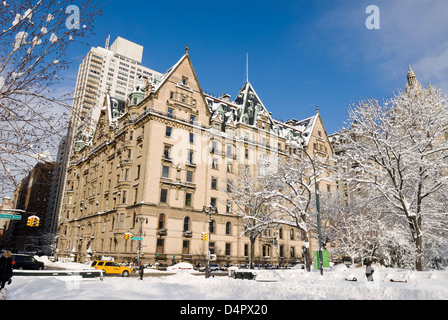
[202, 204, 217, 278]
[291, 139, 324, 276]
[126, 214, 147, 267]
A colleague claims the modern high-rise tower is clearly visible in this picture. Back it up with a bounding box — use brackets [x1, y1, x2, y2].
[70, 36, 162, 141]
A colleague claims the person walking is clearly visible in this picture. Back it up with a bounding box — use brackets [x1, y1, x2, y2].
[365, 261, 374, 281]
[139, 263, 145, 280]
[0, 251, 13, 290]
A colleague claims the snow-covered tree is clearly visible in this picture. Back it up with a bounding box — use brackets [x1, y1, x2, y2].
[266, 150, 332, 271]
[226, 165, 279, 268]
[334, 85, 448, 270]
[0, 0, 101, 193]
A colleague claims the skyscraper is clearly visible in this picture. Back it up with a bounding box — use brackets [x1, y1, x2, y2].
[70, 36, 161, 142]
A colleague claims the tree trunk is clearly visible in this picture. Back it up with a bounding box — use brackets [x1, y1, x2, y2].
[249, 237, 256, 269]
[408, 216, 423, 271]
[302, 233, 312, 271]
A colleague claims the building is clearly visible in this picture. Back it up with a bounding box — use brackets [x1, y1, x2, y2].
[70, 36, 162, 144]
[56, 48, 334, 266]
[2, 162, 56, 252]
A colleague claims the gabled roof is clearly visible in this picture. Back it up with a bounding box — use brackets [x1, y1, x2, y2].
[233, 81, 275, 128]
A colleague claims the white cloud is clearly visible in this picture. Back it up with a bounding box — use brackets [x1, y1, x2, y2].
[299, 0, 448, 91]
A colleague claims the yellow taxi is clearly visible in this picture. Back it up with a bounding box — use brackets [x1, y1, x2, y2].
[91, 260, 132, 277]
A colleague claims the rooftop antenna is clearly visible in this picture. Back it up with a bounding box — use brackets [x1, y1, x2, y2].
[105, 34, 110, 50]
[246, 52, 249, 83]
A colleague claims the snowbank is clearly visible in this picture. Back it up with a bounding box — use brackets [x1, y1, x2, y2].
[6, 260, 448, 300]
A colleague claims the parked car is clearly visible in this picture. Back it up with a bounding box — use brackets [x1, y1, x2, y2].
[209, 264, 220, 271]
[91, 260, 132, 277]
[11, 254, 44, 270]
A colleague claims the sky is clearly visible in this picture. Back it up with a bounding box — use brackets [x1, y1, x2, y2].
[62, 0, 448, 135]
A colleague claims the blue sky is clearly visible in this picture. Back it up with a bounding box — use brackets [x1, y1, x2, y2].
[63, 0, 448, 135]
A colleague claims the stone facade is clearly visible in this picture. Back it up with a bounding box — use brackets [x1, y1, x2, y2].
[57, 50, 334, 267]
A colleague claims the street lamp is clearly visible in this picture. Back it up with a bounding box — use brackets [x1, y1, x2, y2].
[126, 214, 147, 267]
[202, 204, 217, 278]
[290, 139, 324, 276]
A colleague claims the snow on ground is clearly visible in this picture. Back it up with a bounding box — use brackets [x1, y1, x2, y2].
[4, 258, 448, 300]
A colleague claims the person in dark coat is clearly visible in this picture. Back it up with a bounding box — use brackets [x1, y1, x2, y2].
[0, 251, 13, 290]
[139, 263, 145, 280]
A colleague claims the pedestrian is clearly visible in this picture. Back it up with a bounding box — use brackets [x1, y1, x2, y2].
[0, 250, 13, 291]
[139, 262, 145, 280]
[365, 261, 374, 281]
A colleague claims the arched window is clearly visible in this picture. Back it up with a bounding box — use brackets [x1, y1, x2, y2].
[225, 221, 231, 235]
[290, 229, 294, 240]
[183, 216, 190, 231]
[158, 213, 166, 229]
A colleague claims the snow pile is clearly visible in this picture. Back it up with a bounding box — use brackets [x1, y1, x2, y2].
[5, 261, 448, 300]
[166, 262, 195, 272]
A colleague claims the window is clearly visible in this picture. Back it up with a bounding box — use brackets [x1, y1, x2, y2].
[263, 245, 271, 257]
[189, 133, 194, 144]
[156, 238, 164, 254]
[211, 141, 217, 154]
[226, 145, 233, 157]
[170, 92, 174, 100]
[163, 145, 171, 160]
[225, 243, 231, 256]
[188, 150, 194, 165]
[160, 189, 168, 203]
[119, 213, 124, 229]
[290, 229, 294, 240]
[210, 220, 216, 233]
[226, 201, 232, 213]
[226, 221, 231, 235]
[245, 148, 249, 159]
[182, 240, 190, 255]
[212, 158, 217, 169]
[158, 213, 166, 229]
[124, 168, 130, 181]
[136, 165, 141, 180]
[133, 187, 138, 204]
[210, 197, 217, 208]
[227, 163, 232, 173]
[122, 191, 127, 204]
[185, 193, 192, 206]
[211, 177, 217, 189]
[167, 107, 174, 118]
[186, 170, 193, 183]
[183, 216, 190, 231]
[181, 94, 186, 103]
[165, 126, 172, 137]
[162, 166, 169, 178]
[182, 77, 188, 85]
[190, 115, 196, 124]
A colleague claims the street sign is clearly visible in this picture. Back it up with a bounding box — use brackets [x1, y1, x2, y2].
[131, 237, 143, 241]
[0, 214, 22, 220]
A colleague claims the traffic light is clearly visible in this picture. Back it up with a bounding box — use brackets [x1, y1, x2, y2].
[124, 232, 132, 240]
[201, 232, 208, 241]
[27, 215, 40, 227]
